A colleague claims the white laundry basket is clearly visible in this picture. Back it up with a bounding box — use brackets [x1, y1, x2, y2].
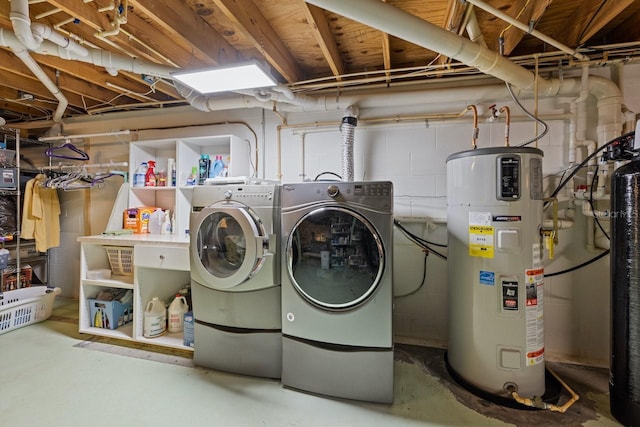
[0, 286, 62, 335]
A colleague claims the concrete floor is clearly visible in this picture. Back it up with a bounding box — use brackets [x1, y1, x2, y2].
[0, 297, 623, 427]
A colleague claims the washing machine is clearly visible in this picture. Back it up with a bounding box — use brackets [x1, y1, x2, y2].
[190, 180, 281, 378]
[280, 181, 394, 403]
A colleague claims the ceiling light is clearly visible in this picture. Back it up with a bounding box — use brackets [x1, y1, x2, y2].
[171, 60, 277, 94]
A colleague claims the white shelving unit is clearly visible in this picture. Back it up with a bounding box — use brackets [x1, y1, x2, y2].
[78, 235, 191, 350]
[127, 132, 250, 236]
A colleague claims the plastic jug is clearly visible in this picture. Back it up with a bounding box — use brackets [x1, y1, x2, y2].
[148, 208, 164, 234]
[133, 162, 147, 187]
[143, 297, 166, 338]
[168, 294, 189, 333]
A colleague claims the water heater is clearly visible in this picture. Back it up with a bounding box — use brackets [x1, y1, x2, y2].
[446, 146, 545, 399]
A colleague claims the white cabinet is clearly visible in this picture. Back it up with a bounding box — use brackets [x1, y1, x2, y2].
[78, 235, 191, 351]
[127, 130, 251, 236]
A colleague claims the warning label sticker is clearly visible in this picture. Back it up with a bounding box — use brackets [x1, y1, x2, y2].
[525, 267, 544, 365]
[469, 225, 494, 258]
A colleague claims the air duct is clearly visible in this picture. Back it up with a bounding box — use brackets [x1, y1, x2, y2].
[341, 106, 358, 182]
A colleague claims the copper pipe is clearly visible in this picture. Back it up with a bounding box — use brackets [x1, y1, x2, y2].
[499, 105, 510, 146]
[466, 104, 479, 149]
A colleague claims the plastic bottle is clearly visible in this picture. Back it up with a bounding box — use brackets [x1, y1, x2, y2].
[157, 169, 167, 187]
[168, 294, 189, 333]
[143, 297, 166, 338]
[198, 154, 210, 185]
[133, 162, 148, 187]
[210, 155, 225, 178]
[223, 156, 231, 177]
[161, 210, 172, 234]
[167, 158, 176, 187]
[186, 166, 197, 186]
[145, 160, 157, 186]
[149, 208, 164, 234]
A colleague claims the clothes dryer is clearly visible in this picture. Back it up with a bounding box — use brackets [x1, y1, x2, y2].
[190, 181, 281, 378]
[280, 181, 394, 403]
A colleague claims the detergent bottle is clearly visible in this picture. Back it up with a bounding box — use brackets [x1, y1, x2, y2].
[143, 297, 166, 337]
[210, 155, 225, 178]
[133, 162, 148, 187]
[168, 294, 189, 333]
[145, 160, 157, 186]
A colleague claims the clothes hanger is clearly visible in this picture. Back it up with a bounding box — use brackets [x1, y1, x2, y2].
[44, 139, 90, 161]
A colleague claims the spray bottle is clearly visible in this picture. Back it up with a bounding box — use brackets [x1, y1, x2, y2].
[145, 160, 157, 186]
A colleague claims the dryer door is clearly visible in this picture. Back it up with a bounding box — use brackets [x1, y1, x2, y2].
[192, 206, 266, 289]
[286, 206, 385, 310]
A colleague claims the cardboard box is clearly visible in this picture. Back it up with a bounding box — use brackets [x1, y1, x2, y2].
[183, 311, 195, 348]
[88, 298, 133, 330]
[1, 264, 32, 292]
[123, 207, 157, 234]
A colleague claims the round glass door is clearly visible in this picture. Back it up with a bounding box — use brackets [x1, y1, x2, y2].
[195, 206, 263, 289]
[287, 207, 384, 310]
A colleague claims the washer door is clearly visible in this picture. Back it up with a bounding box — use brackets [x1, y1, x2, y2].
[286, 206, 384, 310]
[192, 205, 266, 289]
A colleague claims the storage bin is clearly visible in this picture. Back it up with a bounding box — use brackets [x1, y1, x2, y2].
[105, 246, 133, 276]
[0, 286, 62, 335]
[88, 298, 133, 329]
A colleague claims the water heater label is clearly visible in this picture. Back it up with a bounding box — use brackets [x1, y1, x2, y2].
[469, 225, 494, 258]
[525, 268, 545, 365]
[501, 280, 519, 310]
[479, 270, 495, 285]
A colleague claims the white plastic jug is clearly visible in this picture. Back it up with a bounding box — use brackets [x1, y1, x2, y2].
[143, 297, 166, 338]
[168, 294, 189, 333]
[148, 209, 164, 234]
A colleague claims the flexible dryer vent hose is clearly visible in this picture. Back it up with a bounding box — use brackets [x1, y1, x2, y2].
[341, 113, 357, 182]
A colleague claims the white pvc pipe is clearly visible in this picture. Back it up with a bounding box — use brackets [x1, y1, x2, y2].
[10, 0, 39, 50]
[11, 44, 67, 122]
[542, 219, 574, 229]
[465, 7, 487, 47]
[464, 0, 588, 61]
[304, 0, 547, 93]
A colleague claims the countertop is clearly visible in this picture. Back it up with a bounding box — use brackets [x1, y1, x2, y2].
[77, 233, 190, 247]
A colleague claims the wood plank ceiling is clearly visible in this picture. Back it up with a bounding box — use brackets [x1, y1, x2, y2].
[0, 0, 639, 134]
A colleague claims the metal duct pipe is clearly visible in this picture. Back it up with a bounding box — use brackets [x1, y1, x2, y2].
[304, 0, 549, 93]
[341, 106, 358, 182]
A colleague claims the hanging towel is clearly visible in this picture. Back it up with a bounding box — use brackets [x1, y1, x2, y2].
[22, 174, 61, 252]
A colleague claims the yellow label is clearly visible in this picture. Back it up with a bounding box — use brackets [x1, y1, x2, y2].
[469, 225, 494, 258]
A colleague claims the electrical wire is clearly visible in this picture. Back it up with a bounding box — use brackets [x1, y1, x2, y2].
[542, 132, 637, 276]
[547, 130, 634, 202]
[589, 165, 610, 240]
[314, 171, 342, 181]
[545, 249, 609, 277]
[393, 219, 447, 260]
[394, 219, 447, 248]
[505, 81, 549, 147]
[394, 252, 428, 298]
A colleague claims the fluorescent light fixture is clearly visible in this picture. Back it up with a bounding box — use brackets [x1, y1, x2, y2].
[172, 60, 277, 94]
